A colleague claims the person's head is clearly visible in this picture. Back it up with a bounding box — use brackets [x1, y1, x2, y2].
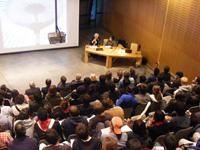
[175, 91, 186, 102]
[139, 75, 146, 83]
[99, 74, 106, 83]
[92, 101, 104, 115]
[108, 36, 114, 41]
[37, 107, 48, 121]
[117, 70, 123, 79]
[164, 134, 178, 150]
[15, 94, 25, 105]
[29, 81, 36, 88]
[90, 73, 97, 81]
[60, 76, 67, 84]
[109, 82, 116, 91]
[126, 85, 134, 93]
[132, 119, 147, 137]
[157, 74, 164, 82]
[129, 67, 136, 75]
[181, 77, 188, 85]
[84, 77, 91, 86]
[153, 110, 165, 123]
[3, 99, 10, 106]
[45, 129, 59, 145]
[176, 71, 184, 78]
[111, 116, 123, 135]
[94, 33, 99, 39]
[76, 73, 82, 81]
[154, 67, 160, 77]
[76, 123, 89, 140]
[138, 83, 148, 95]
[127, 138, 142, 150]
[29, 101, 39, 117]
[106, 71, 112, 81]
[123, 71, 130, 79]
[82, 94, 91, 106]
[102, 98, 114, 110]
[164, 66, 170, 73]
[69, 105, 80, 117]
[175, 101, 186, 116]
[12, 89, 19, 99]
[48, 85, 57, 95]
[102, 137, 118, 150]
[45, 79, 51, 87]
[15, 122, 26, 138]
[76, 85, 86, 95]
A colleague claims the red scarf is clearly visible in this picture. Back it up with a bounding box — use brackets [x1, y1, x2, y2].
[38, 118, 51, 132]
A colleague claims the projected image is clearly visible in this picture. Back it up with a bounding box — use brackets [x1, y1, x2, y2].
[0, 0, 67, 51]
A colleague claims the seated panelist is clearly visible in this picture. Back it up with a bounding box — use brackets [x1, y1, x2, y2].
[105, 36, 116, 47]
[90, 33, 100, 46]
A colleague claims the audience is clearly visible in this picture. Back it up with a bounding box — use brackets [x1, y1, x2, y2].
[1, 66, 200, 150]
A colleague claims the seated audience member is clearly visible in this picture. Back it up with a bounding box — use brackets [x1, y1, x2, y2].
[129, 67, 138, 81]
[102, 137, 118, 150]
[61, 105, 88, 139]
[174, 76, 192, 95]
[105, 36, 116, 47]
[0, 98, 12, 127]
[72, 123, 102, 150]
[101, 116, 128, 150]
[88, 83, 100, 101]
[127, 138, 142, 150]
[14, 108, 36, 138]
[147, 110, 171, 141]
[135, 83, 150, 105]
[131, 119, 149, 147]
[34, 108, 62, 141]
[113, 70, 123, 85]
[170, 101, 190, 131]
[105, 71, 114, 87]
[0, 84, 12, 99]
[8, 122, 39, 150]
[11, 94, 29, 117]
[79, 94, 93, 117]
[147, 67, 160, 83]
[116, 85, 138, 108]
[57, 76, 71, 97]
[119, 71, 134, 90]
[71, 73, 83, 90]
[90, 73, 98, 84]
[39, 129, 70, 150]
[45, 85, 62, 108]
[169, 71, 184, 90]
[0, 125, 13, 149]
[99, 74, 109, 94]
[149, 85, 165, 112]
[41, 79, 52, 100]
[90, 33, 100, 46]
[108, 82, 120, 104]
[160, 66, 171, 83]
[25, 81, 42, 100]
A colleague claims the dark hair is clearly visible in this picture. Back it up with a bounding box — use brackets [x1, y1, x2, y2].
[15, 122, 26, 138]
[16, 108, 29, 120]
[69, 105, 80, 116]
[101, 98, 113, 110]
[12, 89, 19, 99]
[84, 77, 91, 87]
[176, 72, 184, 78]
[75, 123, 89, 140]
[132, 119, 147, 138]
[139, 75, 146, 83]
[37, 108, 48, 121]
[82, 94, 91, 106]
[123, 71, 130, 78]
[127, 138, 142, 150]
[164, 134, 178, 150]
[92, 101, 104, 115]
[196, 76, 200, 85]
[102, 137, 117, 150]
[106, 71, 112, 81]
[15, 94, 25, 105]
[175, 101, 186, 116]
[175, 91, 186, 102]
[164, 66, 170, 73]
[29, 101, 40, 117]
[157, 74, 164, 82]
[61, 76, 67, 84]
[46, 79, 52, 86]
[154, 110, 165, 122]
[45, 129, 59, 145]
[48, 85, 57, 95]
[138, 84, 148, 95]
[99, 75, 106, 83]
[3, 99, 10, 106]
[154, 67, 160, 77]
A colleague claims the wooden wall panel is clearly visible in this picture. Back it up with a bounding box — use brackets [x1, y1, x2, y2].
[103, 0, 200, 80]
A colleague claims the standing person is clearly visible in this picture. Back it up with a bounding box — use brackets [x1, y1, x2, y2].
[41, 79, 52, 100]
[90, 33, 100, 46]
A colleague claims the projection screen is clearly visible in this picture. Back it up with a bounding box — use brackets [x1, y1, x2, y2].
[0, 0, 79, 54]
